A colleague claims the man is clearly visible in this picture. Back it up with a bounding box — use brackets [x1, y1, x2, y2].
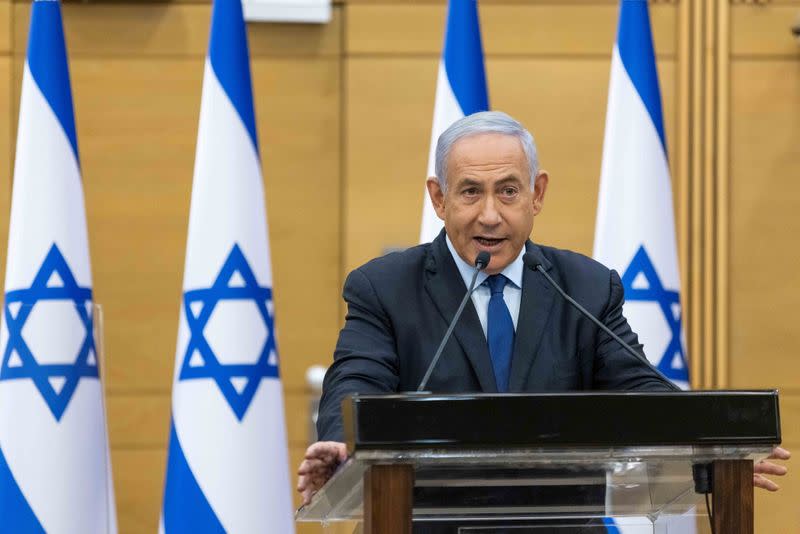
[298, 111, 788, 505]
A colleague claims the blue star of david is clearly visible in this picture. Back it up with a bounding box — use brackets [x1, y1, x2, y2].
[621, 245, 688, 382]
[178, 243, 279, 421]
[0, 244, 97, 421]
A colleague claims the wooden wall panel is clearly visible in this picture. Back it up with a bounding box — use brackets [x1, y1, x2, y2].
[0, 0, 7, 188]
[0, 0, 9, 54]
[345, 57, 436, 270]
[756, 479, 800, 533]
[0, 0, 8, 254]
[112, 448, 166, 534]
[778, 395, 800, 446]
[728, 23, 800, 529]
[732, 4, 800, 57]
[754, 397, 800, 532]
[108, 394, 170, 449]
[14, 2, 340, 58]
[347, 3, 676, 57]
[0, 56, 9, 267]
[255, 57, 342, 391]
[14, 3, 211, 57]
[729, 60, 800, 390]
[108, 391, 311, 449]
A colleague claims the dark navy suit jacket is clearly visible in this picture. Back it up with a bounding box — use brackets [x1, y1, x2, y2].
[317, 231, 672, 441]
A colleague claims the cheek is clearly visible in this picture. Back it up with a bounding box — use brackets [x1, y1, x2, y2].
[509, 207, 535, 236]
[448, 204, 478, 224]
[521, 200, 536, 218]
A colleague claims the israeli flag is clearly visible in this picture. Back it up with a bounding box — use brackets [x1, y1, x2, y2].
[419, 0, 489, 243]
[160, 0, 294, 532]
[594, 1, 693, 531]
[594, 0, 689, 389]
[0, 1, 117, 532]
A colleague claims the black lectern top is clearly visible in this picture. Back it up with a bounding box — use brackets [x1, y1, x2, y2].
[342, 391, 781, 451]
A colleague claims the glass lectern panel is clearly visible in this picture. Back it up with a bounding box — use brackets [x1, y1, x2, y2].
[298, 445, 771, 532]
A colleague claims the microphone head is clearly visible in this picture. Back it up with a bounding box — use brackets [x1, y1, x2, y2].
[522, 252, 541, 271]
[475, 251, 491, 270]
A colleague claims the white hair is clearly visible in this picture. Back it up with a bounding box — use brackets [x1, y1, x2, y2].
[434, 111, 539, 192]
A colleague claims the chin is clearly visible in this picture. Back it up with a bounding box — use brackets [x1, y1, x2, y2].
[485, 256, 511, 274]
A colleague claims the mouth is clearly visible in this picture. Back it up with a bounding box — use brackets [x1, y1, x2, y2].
[473, 236, 506, 248]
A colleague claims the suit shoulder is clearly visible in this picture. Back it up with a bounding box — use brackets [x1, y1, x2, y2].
[355, 243, 429, 275]
[346, 243, 431, 293]
[533, 243, 621, 314]
[535, 243, 614, 283]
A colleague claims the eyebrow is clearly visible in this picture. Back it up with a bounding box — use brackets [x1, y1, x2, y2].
[494, 175, 524, 186]
[455, 175, 524, 188]
[455, 178, 482, 188]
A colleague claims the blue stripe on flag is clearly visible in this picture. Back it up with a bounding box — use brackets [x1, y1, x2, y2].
[0, 447, 45, 533]
[442, 0, 489, 116]
[26, 0, 79, 162]
[162, 420, 225, 533]
[616, 0, 666, 151]
[208, 0, 259, 153]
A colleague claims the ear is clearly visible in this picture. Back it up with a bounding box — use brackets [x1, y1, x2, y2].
[531, 170, 549, 215]
[426, 177, 446, 220]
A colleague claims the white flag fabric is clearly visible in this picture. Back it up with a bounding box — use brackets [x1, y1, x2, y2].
[160, 0, 294, 532]
[595, 1, 693, 532]
[419, 0, 489, 243]
[0, 1, 117, 532]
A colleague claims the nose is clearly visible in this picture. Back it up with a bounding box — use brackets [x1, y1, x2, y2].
[477, 194, 502, 227]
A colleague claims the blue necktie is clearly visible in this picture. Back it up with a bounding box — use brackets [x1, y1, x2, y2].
[486, 274, 514, 392]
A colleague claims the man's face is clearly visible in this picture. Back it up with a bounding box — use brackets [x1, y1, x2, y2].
[426, 133, 548, 275]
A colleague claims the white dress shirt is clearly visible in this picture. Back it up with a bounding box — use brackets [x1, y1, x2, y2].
[445, 235, 525, 337]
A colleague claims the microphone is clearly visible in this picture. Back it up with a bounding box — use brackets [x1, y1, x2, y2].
[417, 251, 491, 392]
[522, 252, 681, 392]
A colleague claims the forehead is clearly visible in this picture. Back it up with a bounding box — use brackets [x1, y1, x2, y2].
[447, 133, 527, 181]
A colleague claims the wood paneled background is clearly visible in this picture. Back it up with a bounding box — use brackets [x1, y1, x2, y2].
[0, 0, 797, 532]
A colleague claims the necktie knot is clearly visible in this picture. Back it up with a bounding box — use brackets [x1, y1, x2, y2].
[486, 274, 508, 296]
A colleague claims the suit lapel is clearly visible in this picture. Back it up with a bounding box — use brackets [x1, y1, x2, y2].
[507, 241, 556, 391]
[424, 233, 498, 393]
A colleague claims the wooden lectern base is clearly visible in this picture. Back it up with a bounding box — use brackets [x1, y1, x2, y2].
[713, 459, 754, 534]
[364, 464, 414, 534]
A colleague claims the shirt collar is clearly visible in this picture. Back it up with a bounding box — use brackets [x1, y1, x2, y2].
[445, 234, 524, 290]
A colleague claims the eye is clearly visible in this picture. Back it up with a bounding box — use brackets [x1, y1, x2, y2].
[500, 186, 518, 198]
[462, 187, 479, 197]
